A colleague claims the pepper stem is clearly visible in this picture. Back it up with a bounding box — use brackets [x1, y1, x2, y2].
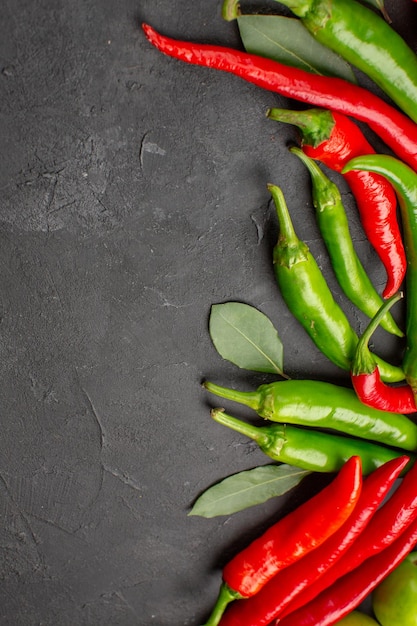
[267, 107, 335, 148]
[289, 145, 337, 208]
[201, 582, 243, 626]
[221, 0, 241, 21]
[352, 292, 403, 376]
[203, 381, 261, 411]
[211, 408, 269, 447]
[268, 184, 298, 244]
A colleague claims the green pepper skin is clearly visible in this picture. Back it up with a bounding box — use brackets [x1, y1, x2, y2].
[271, 183, 355, 371]
[269, 184, 404, 382]
[343, 155, 417, 393]
[276, 0, 417, 124]
[211, 408, 414, 475]
[204, 379, 417, 452]
[290, 146, 403, 337]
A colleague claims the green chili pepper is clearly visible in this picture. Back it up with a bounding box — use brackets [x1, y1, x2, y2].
[269, 184, 404, 382]
[343, 154, 417, 393]
[272, 0, 417, 124]
[211, 408, 413, 475]
[203, 379, 417, 451]
[289, 146, 403, 337]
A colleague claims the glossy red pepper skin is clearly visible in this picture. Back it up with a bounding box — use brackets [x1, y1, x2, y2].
[351, 292, 417, 413]
[202, 457, 362, 626]
[142, 24, 417, 173]
[277, 0, 417, 124]
[343, 155, 417, 395]
[217, 456, 408, 626]
[279, 456, 417, 618]
[277, 516, 417, 626]
[223, 456, 362, 596]
[352, 369, 417, 414]
[344, 171, 404, 298]
[269, 109, 405, 298]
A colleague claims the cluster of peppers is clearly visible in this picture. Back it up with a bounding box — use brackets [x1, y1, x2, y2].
[202, 455, 417, 625]
[143, 0, 417, 623]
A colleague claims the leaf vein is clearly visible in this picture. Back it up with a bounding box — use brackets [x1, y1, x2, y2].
[218, 311, 282, 374]
[207, 471, 309, 503]
[250, 26, 322, 75]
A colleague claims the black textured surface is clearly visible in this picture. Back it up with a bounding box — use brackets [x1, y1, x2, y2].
[0, 1, 416, 624]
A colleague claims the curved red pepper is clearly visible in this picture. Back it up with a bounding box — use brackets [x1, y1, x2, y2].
[277, 516, 417, 626]
[268, 108, 406, 298]
[279, 453, 417, 618]
[201, 456, 362, 626]
[222, 456, 361, 596]
[217, 456, 408, 626]
[142, 24, 417, 174]
[351, 292, 417, 413]
[352, 368, 417, 414]
[344, 169, 404, 297]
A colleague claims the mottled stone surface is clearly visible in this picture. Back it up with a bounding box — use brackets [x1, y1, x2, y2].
[0, 0, 413, 623]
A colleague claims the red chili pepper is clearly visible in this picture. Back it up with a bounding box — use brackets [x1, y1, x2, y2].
[201, 456, 362, 626]
[351, 292, 417, 413]
[142, 24, 417, 174]
[276, 515, 417, 626]
[353, 367, 417, 413]
[342, 154, 417, 396]
[267, 108, 405, 298]
[278, 455, 417, 619]
[217, 456, 408, 626]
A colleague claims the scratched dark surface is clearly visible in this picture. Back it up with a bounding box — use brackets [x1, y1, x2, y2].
[0, 0, 415, 624]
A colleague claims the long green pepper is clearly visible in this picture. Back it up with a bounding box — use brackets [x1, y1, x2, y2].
[343, 155, 417, 394]
[289, 146, 402, 337]
[211, 408, 414, 475]
[204, 378, 417, 451]
[269, 184, 404, 381]
[272, 0, 417, 124]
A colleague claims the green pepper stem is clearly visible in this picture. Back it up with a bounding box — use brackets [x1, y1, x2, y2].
[267, 107, 335, 148]
[211, 408, 269, 447]
[353, 292, 403, 376]
[268, 184, 298, 244]
[290, 145, 338, 208]
[203, 381, 261, 411]
[221, 0, 240, 20]
[201, 582, 243, 626]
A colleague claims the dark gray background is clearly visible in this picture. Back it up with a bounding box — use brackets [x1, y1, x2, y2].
[0, 1, 415, 624]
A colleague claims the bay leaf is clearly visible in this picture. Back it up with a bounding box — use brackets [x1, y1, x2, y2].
[189, 464, 311, 517]
[238, 14, 357, 82]
[209, 302, 284, 375]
